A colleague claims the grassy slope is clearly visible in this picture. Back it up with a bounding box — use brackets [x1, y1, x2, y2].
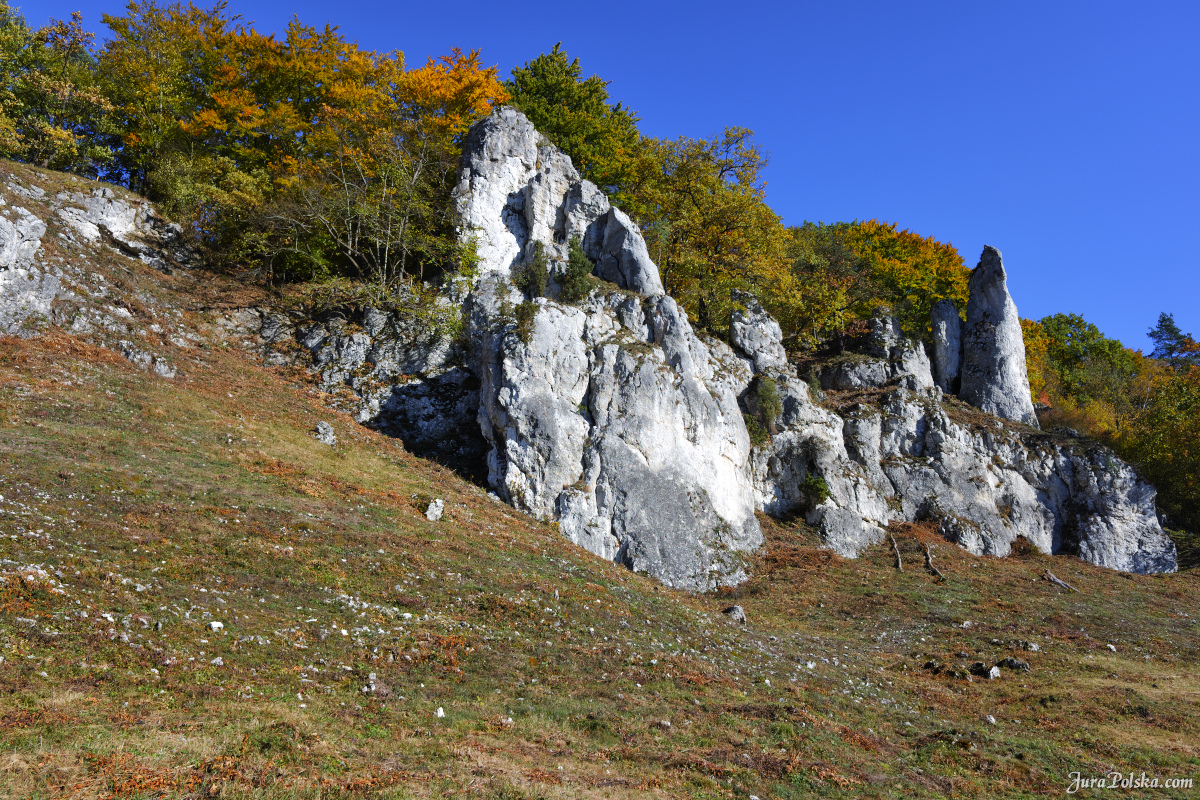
[1, 174, 1199, 799]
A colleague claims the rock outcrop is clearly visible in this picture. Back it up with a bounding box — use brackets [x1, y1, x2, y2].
[730, 291, 788, 373]
[959, 246, 1038, 426]
[467, 276, 760, 590]
[0, 204, 55, 335]
[930, 299, 962, 393]
[245, 110, 1179, 578]
[452, 106, 663, 296]
[0, 170, 193, 370]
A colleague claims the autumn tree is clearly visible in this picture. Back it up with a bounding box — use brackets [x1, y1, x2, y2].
[0, 4, 113, 174]
[267, 48, 508, 284]
[628, 127, 793, 338]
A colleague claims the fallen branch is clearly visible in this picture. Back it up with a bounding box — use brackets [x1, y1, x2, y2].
[889, 535, 903, 572]
[1044, 569, 1079, 593]
[924, 543, 944, 580]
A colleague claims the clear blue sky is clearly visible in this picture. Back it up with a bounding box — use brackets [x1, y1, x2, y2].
[22, 0, 1200, 350]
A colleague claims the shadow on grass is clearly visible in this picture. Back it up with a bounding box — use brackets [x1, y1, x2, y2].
[1167, 528, 1200, 571]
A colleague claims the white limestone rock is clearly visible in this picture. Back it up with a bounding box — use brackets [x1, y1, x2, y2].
[931, 299, 962, 393]
[959, 246, 1038, 426]
[595, 207, 664, 296]
[467, 276, 760, 590]
[55, 187, 195, 270]
[730, 291, 789, 373]
[453, 107, 663, 297]
[0, 206, 57, 335]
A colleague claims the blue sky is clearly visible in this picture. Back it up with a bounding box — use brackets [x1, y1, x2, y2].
[22, 0, 1200, 349]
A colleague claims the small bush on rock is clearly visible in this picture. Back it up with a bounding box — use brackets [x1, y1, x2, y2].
[515, 301, 538, 344]
[756, 376, 782, 433]
[799, 474, 831, 510]
[514, 241, 549, 298]
[560, 237, 595, 302]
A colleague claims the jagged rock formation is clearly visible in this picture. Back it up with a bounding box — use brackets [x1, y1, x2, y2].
[467, 278, 760, 588]
[266, 107, 1176, 578]
[960, 246, 1038, 426]
[730, 291, 788, 373]
[931, 298, 962, 393]
[453, 106, 663, 296]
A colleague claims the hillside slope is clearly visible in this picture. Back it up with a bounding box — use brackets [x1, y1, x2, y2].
[1, 161, 1199, 799]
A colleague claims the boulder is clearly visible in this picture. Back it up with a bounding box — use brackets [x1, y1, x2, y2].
[959, 247, 1038, 426]
[930, 299, 962, 393]
[314, 421, 337, 446]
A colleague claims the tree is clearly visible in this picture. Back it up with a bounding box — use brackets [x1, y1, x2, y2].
[267, 48, 508, 284]
[785, 219, 969, 346]
[0, 4, 113, 174]
[98, 0, 233, 192]
[629, 127, 793, 338]
[1147, 312, 1200, 369]
[1037, 313, 1138, 408]
[506, 44, 641, 199]
[1119, 361, 1200, 531]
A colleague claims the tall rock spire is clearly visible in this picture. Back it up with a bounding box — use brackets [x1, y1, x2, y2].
[959, 246, 1039, 427]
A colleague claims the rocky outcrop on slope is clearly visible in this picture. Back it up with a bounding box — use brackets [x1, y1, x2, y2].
[959, 246, 1038, 426]
[0, 169, 198, 376]
[266, 107, 1175, 578]
[467, 276, 760, 588]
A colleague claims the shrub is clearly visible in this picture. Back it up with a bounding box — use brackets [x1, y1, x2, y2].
[756, 376, 782, 433]
[560, 237, 595, 302]
[514, 241, 549, 297]
[515, 301, 538, 344]
[799, 474, 830, 510]
[743, 413, 769, 448]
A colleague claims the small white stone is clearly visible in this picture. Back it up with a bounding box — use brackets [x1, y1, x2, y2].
[435, 707, 445, 718]
[206, 621, 223, 632]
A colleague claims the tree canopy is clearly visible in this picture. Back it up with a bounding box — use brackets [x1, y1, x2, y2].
[505, 43, 640, 199]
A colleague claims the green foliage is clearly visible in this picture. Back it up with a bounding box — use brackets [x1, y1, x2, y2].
[788, 219, 969, 344]
[1148, 312, 1200, 369]
[506, 43, 640, 198]
[514, 300, 537, 344]
[514, 241, 549, 298]
[743, 413, 769, 448]
[0, 4, 115, 174]
[559, 237, 594, 302]
[1037, 313, 1137, 406]
[755, 376, 782, 435]
[799, 474, 831, 510]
